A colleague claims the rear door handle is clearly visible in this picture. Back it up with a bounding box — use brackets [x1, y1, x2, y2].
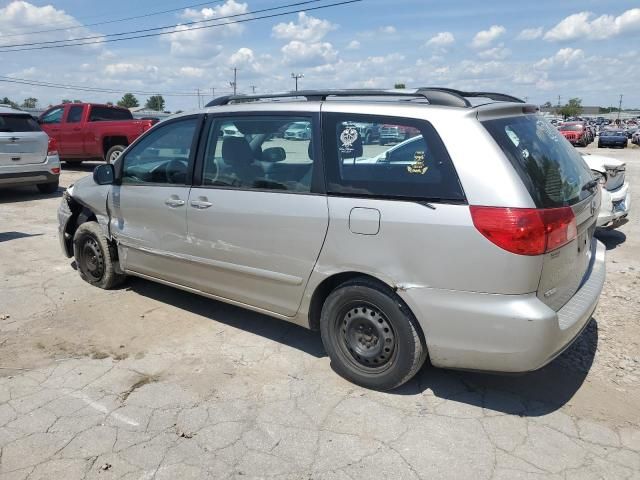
[190, 199, 213, 209]
[165, 197, 185, 208]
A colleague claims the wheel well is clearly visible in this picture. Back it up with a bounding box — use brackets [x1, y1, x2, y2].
[103, 136, 128, 156]
[62, 203, 97, 256]
[308, 272, 392, 331]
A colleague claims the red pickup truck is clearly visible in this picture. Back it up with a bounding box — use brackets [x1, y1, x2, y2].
[39, 103, 156, 163]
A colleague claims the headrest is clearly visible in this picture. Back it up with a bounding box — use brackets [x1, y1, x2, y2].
[221, 136, 253, 166]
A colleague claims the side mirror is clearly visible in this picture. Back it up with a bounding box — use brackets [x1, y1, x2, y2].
[93, 164, 115, 185]
[262, 146, 286, 162]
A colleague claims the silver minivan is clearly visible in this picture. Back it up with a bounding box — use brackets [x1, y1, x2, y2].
[58, 89, 605, 390]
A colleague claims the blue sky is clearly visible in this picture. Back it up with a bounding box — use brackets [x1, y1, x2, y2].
[0, 0, 639, 111]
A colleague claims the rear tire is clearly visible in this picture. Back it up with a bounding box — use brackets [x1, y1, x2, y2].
[73, 222, 125, 290]
[37, 181, 59, 194]
[320, 278, 427, 390]
[106, 145, 126, 163]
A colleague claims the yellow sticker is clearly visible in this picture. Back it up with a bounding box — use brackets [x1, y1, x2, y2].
[407, 151, 428, 174]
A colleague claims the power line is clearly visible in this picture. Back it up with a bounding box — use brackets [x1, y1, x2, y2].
[0, 1, 224, 38]
[0, 0, 331, 50]
[0, 75, 234, 97]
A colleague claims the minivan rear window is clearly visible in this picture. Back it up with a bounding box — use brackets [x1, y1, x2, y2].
[0, 114, 41, 132]
[482, 115, 593, 208]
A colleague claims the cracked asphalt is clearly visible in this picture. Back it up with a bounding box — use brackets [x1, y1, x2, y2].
[1, 142, 639, 479]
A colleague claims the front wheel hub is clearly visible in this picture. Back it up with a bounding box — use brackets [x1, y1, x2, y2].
[342, 306, 395, 368]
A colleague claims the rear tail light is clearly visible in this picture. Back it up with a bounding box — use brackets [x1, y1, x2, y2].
[470, 206, 577, 256]
[50, 167, 60, 175]
[47, 137, 58, 156]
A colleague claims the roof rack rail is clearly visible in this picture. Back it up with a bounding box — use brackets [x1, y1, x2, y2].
[418, 88, 525, 104]
[204, 88, 525, 108]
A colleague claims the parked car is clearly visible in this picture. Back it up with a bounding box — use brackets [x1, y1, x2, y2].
[58, 88, 605, 390]
[283, 122, 312, 140]
[632, 129, 640, 145]
[350, 122, 380, 144]
[378, 124, 420, 144]
[39, 103, 156, 163]
[558, 122, 589, 146]
[582, 153, 630, 229]
[598, 130, 628, 148]
[0, 105, 60, 193]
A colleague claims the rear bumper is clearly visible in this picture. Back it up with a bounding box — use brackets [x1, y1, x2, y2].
[0, 155, 60, 187]
[597, 183, 631, 228]
[399, 240, 606, 372]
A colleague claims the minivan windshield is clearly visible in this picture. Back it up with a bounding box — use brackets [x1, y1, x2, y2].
[482, 115, 594, 208]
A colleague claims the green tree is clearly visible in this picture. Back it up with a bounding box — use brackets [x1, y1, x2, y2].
[117, 93, 139, 109]
[61, 99, 72, 104]
[542, 101, 552, 108]
[1, 97, 18, 108]
[394, 83, 406, 89]
[558, 97, 583, 119]
[73, 99, 82, 103]
[21, 97, 38, 108]
[145, 95, 165, 111]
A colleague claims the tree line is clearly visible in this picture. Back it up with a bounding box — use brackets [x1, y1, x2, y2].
[1, 93, 166, 111]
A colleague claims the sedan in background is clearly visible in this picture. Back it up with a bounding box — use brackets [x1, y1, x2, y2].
[598, 130, 628, 148]
[582, 153, 630, 228]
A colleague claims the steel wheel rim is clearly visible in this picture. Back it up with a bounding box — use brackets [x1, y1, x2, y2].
[337, 303, 397, 372]
[80, 237, 105, 281]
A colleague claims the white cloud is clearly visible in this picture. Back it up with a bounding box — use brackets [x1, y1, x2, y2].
[471, 25, 506, 48]
[544, 8, 640, 41]
[380, 25, 396, 34]
[162, 0, 248, 56]
[534, 47, 584, 69]
[517, 27, 543, 40]
[478, 45, 511, 60]
[179, 66, 205, 78]
[281, 41, 337, 66]
[0, 1, 104, 49]
[272, 12, 336, 43]
[346, 40, 360, 50]
[426, 31, 455, 47]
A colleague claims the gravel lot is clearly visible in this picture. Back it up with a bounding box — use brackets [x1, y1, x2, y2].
[1, 142, 639, 480]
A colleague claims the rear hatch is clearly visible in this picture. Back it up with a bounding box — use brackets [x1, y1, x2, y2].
[0, 113, 48, 166]
[482, 114, 599, 311]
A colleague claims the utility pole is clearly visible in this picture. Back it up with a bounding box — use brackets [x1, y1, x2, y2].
[211, 87, 215, 100]
[196, 88, 201, 109]
[291, 72, 304, 91]
[617, 94, 623, 122]
[230, 68, 237, 95]
[249, 85, 257, 94]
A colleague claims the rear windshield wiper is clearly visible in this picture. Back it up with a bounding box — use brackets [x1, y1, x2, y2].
[582, 179, 599, 192]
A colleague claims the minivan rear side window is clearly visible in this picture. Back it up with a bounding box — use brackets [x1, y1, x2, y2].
[482, 115, 593, 208]
[0, 114, 41, 132]
[323, 113, 465, 203]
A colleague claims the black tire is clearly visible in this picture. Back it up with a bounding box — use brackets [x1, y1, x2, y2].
[73, 222, 125, 289]
[320, 278, 427, 390]
[37, 181, 59, 194]
[598, 143, 602, 148]
[364, 132, 372, 145]
[105, 145, 126, 163]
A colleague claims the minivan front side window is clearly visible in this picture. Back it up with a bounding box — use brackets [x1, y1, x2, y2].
[121, 118, 197, 185]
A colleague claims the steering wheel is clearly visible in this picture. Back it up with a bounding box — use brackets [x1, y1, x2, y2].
[164, 159, 188, 184]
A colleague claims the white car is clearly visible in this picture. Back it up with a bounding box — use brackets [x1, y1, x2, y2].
[0, 105, 60, 193]
[582, 153, 630, 228]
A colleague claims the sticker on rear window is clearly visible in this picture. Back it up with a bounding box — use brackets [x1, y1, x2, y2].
[407, 151, 428, 175]
[339, 127, 359, 156]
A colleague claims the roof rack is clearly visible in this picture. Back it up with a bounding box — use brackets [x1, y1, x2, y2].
[204, 88, 525, 108]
